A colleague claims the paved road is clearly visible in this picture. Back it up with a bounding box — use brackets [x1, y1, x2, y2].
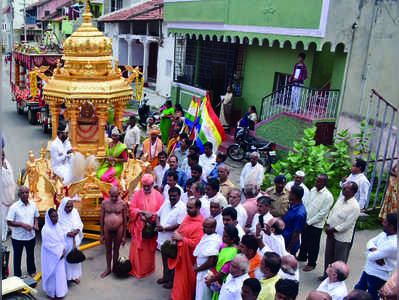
[1, 59, 378, 299]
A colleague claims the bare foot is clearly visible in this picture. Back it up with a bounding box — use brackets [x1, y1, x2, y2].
[101, 270, 111, 278]
[72, 278, 80, 284]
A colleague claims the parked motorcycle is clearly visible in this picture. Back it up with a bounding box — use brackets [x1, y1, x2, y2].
[227, 127, 277, 172]
[138, 94, 159, 128]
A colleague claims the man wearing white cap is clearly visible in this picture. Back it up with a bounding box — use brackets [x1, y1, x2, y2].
[285, 171, 310, 202]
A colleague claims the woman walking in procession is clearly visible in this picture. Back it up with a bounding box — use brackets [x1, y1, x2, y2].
[41, 208, 68, 300]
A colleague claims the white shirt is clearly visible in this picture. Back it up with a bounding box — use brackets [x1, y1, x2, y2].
[240, 162, 265, 189]
[157, 200, 186, 247]
[49, 136, 73, 183]
[234, 204, 248, 229]
[199, 196, 210, 219]
[327, 196, 360, 243]
[250, 212, 273, 234]
[341, 173, 370, 209]
[181, 192, 189, 204]
[174, 147, 188, 168]
[162, 184, 184, 201]
[214, 214, 224, 236]
[260, 234, 288, 257]
[304, 187, 334, 228]
[236, 224, 245, 239]
[154, 163, 169, 187]
[364, 232, 397, 281]
[219, 273, 250, 300]
[7, 200, 39, 240]
[317, 278, 348, 300]
[124, 125, 140, 149]
[286, 181, 310, 203]
[199, 153, 216, 177]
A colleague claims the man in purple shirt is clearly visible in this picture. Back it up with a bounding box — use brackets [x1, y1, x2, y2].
[289, 53, 308, 112]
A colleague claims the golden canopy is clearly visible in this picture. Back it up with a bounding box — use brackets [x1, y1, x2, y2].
[43, 1, 133, 156]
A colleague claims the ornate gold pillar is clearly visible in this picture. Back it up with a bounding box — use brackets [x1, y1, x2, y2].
[68, 103, 79, 149]
[113, 103, 123, 131]
[48, 101, 60, 140]
[96, 105, 107, 156]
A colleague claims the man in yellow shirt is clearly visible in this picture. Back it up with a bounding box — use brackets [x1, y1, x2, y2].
[257, 252, 281, 300]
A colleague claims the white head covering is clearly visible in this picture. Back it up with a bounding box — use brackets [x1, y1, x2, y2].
[58, 197, 83, 248]
[295, 170, 305, 177]
[111, 127, 120, 136]
[41, 209, 67, 293]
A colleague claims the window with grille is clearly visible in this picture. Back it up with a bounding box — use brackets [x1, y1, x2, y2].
[111, 0, 123, 12]
[173, 37, 242, 92]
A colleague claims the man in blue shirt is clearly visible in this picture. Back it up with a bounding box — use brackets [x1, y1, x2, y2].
[283, 185, 307, 255]
[162, 155, 187, 190]
[207, 152, 227, 180]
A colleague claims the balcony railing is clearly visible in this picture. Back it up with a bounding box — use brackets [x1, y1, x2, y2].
[26, 15, 37, 25]
[260, 84, 340, 121]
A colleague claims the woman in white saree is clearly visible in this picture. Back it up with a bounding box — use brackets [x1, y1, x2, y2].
[41, 208, 68, 299]
[58, 197, 84, 284]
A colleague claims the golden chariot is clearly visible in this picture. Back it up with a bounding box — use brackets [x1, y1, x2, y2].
[20, 1, 150, 248]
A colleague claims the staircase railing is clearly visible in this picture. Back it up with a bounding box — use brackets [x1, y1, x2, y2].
[260, 84, 340, 121]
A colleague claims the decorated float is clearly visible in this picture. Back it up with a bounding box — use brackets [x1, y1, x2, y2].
[19, 1, 150, 246]
[10, 25, 64, 126]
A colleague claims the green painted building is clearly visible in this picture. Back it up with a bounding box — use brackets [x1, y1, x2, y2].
[164, 0, 348, 147]
[164, 0, 398, 150]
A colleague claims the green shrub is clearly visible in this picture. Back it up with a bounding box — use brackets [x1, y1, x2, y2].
[262, 126, 351, 199]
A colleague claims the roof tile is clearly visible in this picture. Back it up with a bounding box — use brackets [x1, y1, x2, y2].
[99, 0, 163, 22]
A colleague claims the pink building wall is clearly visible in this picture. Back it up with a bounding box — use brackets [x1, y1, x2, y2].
[37, 0, 72, 20]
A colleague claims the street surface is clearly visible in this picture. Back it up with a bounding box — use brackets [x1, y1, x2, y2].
[0, 59, 379, 299]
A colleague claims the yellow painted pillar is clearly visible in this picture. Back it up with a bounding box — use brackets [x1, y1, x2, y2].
[96, 105, 107, 156]
[48, 101, 60, 140]
[68, 103, 79, 149]
[113, 103, 123, 132]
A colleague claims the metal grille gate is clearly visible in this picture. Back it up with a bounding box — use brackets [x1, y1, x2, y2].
[364, 89, 398, 209]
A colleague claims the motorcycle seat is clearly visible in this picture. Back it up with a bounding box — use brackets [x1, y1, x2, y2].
[254, 142, 269, 148]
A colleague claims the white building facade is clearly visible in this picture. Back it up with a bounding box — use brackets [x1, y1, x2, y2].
[100, 0, 174, 98]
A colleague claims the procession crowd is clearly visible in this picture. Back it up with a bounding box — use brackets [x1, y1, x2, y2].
[1, 101, 397, 300]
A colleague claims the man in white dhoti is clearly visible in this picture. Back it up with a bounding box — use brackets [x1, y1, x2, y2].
[1, 148, 16, 241]
[240, 152, 265, 192]
[50, 124, 73, 185]
[58, 197, 84, 284]
[193, 218, 221, 300]
[41, 208, 68, 300]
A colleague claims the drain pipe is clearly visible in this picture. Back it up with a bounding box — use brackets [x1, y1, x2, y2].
[336, 21, 357, 130]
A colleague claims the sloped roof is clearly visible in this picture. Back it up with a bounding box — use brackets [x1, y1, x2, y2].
[26, 0, 51, 9]
[99, 0, 163, 22]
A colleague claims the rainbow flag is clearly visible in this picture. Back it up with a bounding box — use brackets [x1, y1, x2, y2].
[184, 96, 200, 130]
[195, 94, 225, 153]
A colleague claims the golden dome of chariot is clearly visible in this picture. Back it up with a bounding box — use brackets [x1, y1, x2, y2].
[43, 1, 133, 103]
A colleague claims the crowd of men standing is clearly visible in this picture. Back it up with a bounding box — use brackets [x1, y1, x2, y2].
[1, 119, 397, 300]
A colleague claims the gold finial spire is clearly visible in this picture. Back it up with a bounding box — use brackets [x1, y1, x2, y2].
[82, 0, 92, 23]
